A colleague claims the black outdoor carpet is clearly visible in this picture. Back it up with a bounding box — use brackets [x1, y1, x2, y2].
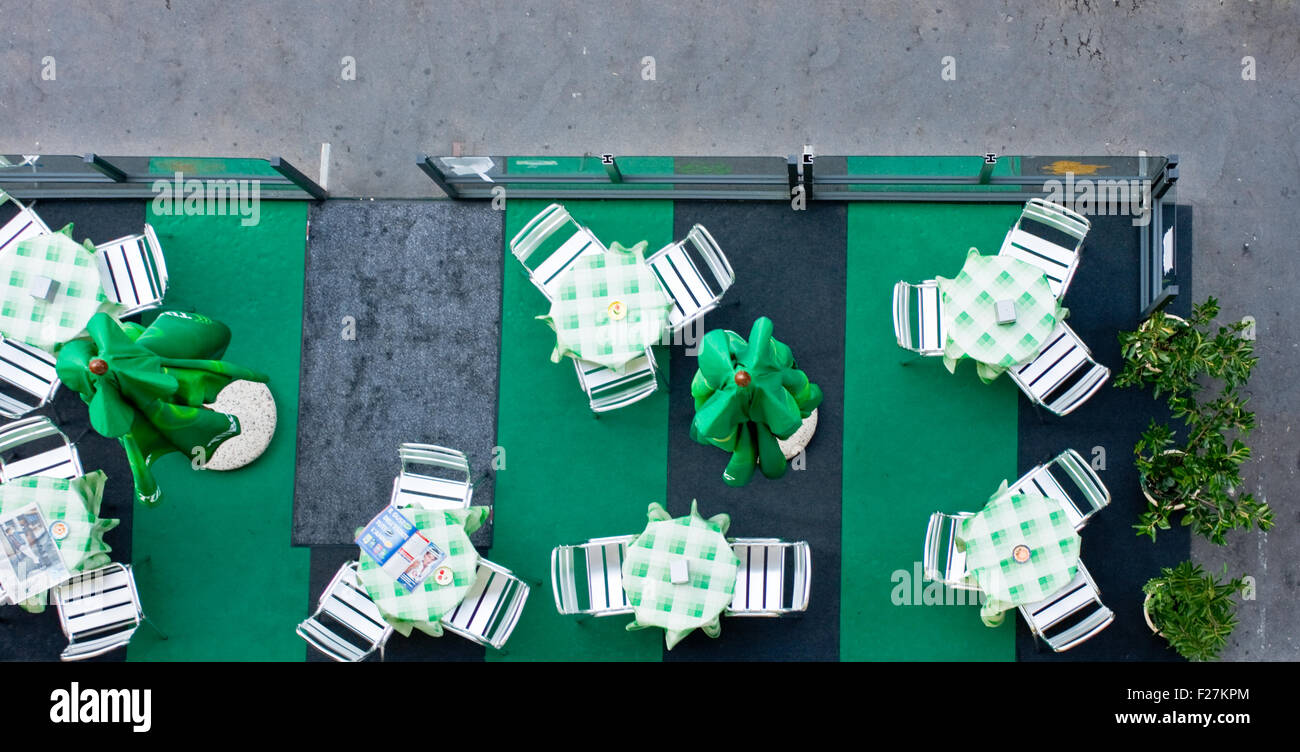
[0, 200, 145, 662]
[665, 201, 845, 661]
[292, 201, 502, 550]
[1016, 205, 1193, 661]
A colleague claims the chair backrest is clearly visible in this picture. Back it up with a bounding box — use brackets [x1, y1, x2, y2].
[648, 224, 735, 333]
[94, 223, 168, 315]
[1018, 562, 1114, 652]
[551, 535, 636, 616]
[0, 189, 51, 254]
[1009, 320, 1110, 416]
[53, 563, 143, 661]
[1010, 448, 1112, 531]
[390, 443, 473, 510]
[441, 558, 530, 649]
[892, 280, 946, 355]
[296, 561, 393, 662]
[727, 538, 811, 616]
[0, 415, 83, 483]
[573, 349, 659, 413]
[509, 203, 606, 300]
[0, 336, 61, 419]
[922, 512, 979, 590]
[999, 198, 1090, 299]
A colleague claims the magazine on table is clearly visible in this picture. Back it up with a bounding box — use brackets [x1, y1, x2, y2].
[0, 503, 72, 603]
[355, 505, 447, 592]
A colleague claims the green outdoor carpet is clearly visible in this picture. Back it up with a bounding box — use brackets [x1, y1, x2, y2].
[128, 200, 310, 661]
[489, 194, 673, 662]
[841, 198, 1023, 660]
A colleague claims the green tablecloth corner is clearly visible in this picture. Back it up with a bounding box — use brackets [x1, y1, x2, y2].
[0, 470, 119, 613]
[536, 240, 671, 372]
[623, 500, 739, 650]
[936, 248, 1064, 384]
[956, 482, 1081, 627]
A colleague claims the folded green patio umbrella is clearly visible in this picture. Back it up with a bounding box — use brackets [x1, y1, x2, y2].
[55, 311, 269, 506]
[690, 316, 823, 486]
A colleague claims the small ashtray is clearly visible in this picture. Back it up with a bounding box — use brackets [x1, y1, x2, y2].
[994, 298, 1017, 325]
[669, 558, 690, 585]
[1012, 545, 1031, 564]
[433, 566, 453, 586]
[29, 275, 59, 302]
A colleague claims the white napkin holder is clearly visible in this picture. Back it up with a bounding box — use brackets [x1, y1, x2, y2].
[994, 299, 1017, 325]
[669, 558, 690, 585]
[29, 275, 59, 302]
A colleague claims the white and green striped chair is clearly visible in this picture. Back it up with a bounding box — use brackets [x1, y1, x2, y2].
[573, 348, 659, 413]
[922, 511, 979, 591]
[647, 224, 735, 334]
[297, 561, 393, 662]
[0, 415, 82, 483]
[892, 280, 946, 356]
[94, 224, 169, 316]
[0, 189, 50, 255]
[509, 203, 606, 300]
[551, 535, 637, 617]
[441, 558, 530, 650]
[1019, 562, 1114, 652]
[390, 443, 474, 511]
[0, 336, 61, 420]
[726, 538, 812, 616]
[1008, 320, 1110, 417]
[53, 563, 164, 662]
[1010, 448, 1111, 531]
[998, 198, 1090, 299]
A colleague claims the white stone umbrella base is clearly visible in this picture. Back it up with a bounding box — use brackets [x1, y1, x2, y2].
[203, 380, 277, 471]
[777, 408, 818, 460]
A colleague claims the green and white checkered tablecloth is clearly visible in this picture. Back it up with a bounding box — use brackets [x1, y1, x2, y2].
[356, 506, 485, 638]
[0, 228, 127, 352]
[937, 248, 1064, 383]
[0, 471, 119, 613]
[622, 500, 740, 650]
[538, 241, 671, 372]
[956, 482, 1080, 627]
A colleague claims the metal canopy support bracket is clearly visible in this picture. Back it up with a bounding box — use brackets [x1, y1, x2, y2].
[978, 153, 997, 185]
[270, 157, 328, 202]
[601, 154, 622, 184]
[417, 154, 458, 199]
[82, 153, 127, 182]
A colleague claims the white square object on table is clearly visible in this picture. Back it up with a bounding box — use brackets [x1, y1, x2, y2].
[29, 275, 59, 302]
[994, 298, 1017, 325]
[669, 558, 690, 585]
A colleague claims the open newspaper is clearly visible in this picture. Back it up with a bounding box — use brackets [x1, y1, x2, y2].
[0, 503, 72, 603]
[355, 506, 447, 592]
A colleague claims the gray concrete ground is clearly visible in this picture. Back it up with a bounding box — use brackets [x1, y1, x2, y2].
[3, 0, 1295, 659]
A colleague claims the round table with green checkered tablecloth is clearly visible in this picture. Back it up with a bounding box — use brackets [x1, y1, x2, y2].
[355, 506, 488, 638]
[936, 248, 1065, 384]
[0, 471, 119, 613]
[0, 228, 127, 352]
[955, 482, 1081, 627]
[622, 500, 740, 650]
[537, 240, 672, 373]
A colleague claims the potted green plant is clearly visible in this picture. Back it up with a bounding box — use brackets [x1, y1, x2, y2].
[1116, 297, 1271, 544]
[690, 316, 823, 487]
[1143, 561, 1247, 661]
